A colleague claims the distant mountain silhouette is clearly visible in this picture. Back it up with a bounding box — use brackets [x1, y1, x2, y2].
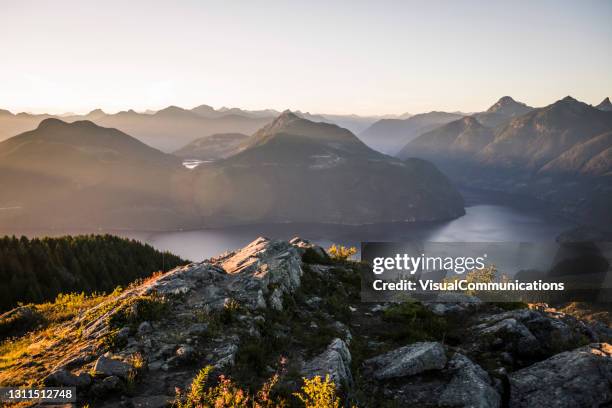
[0, 119, 189, 230]
[189, 111, 465, 225]
[398, 96, 612, 227]
[596, 97, 612, 112]
[173, 133, 248, 160]
[473, 96, 533, 127]
[359, 111, 465, 154]
[399, 116, 494, 160]
[479, 96, 612, 171]
[400, 96, 612, 173]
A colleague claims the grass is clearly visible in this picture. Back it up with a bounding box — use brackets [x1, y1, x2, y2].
[381, 301, 449, 343]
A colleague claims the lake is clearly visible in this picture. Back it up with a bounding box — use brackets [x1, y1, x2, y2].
[122, 190, 574, 261]
[0, 190, 575, 262]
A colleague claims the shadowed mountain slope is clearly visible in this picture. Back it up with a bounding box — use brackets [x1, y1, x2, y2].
[359, 111, 465, 154]
[0, 119, 191, 229]
[189, 111, 465, 225]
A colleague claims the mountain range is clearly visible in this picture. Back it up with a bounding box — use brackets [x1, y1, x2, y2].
[0, 113, 464, 229]
[359, 111, 465, 155]
[0, 119, 190, 230]
[0, 105, 404, 152]
[187, 111, 464, 225]
[400, 96, 612, 176]
[398, 96, 612, 226]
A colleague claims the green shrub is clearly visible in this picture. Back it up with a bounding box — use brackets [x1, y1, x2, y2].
[382, 301, 448, 343]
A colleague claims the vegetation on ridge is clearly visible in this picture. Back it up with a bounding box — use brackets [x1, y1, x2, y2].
[0, 234, 187, 312]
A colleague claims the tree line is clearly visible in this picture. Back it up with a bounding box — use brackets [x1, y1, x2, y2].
[0, 234, 187, 312]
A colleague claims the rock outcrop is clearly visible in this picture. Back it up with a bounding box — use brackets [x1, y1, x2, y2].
[1, 237, 611, 408]
[509, 343, 612, 407]
[365, 341, 447, 380]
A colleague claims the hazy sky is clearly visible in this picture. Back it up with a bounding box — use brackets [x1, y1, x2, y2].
[1, 0, 611, 115]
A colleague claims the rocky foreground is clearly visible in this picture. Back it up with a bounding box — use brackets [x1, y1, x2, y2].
[1, 237, 611, 407]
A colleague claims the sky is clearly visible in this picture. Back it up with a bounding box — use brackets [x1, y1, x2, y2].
[1, 0, 611, 116]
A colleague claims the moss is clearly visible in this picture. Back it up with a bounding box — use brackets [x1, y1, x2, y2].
[381, 302, 449, 343]
[106, 294, 168, 329]
[491, 301, 529, 311]
[301, 247, 331, 265]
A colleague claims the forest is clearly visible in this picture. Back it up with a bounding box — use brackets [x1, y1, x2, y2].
[0, 234, 187, 312]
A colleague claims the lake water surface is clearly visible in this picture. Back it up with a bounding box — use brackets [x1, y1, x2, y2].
[124, 192, 574, 261]
[1, 190, 575, 262]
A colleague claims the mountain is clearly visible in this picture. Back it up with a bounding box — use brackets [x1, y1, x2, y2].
[399, 116, 494, 160]
[0, 119, 190, 229]
[540, 131, 612, 177]
[359, 111, 465, 155]
[398, 96, 612, 228]
[596, 97, 612, 112]
[0, 107, 273, 153]
[173, 133, 249, 160]
[0, 110, 52, 142]
[479, 96, 612, 171]
[91, 107, 272, 152]
[473, 96, 533, 127]
[189, 111, 465, 225]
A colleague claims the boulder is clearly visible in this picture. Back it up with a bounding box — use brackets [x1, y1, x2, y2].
[91, 375, 123, 397]
[44, 368, 92, 387]
[138, 321, 153, 336]
[365, 341, 447, 380]
[93, 354, 132, 379]
[302, 338, 352, 389]
[187, 323, 208, 337]
[509, 343, 612, 407]
[439, 353, 500, 408]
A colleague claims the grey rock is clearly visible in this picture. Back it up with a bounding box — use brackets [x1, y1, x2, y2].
[187, 323, 208, 337]
[268, 288, 284, 311]
[93, 354, 132, 379]
[137, 321, 152, 336]
[365, 341, 447, 380]
[116, 327, 131, 343]
[302, 338, 352, 389]
[91, 375, 123, 397]
[509, 343, 612, 408]
[439, 353, 500, 408]
[478, 318, 540, 357]
[44, 369, 92, 387]
[214, 343, 239, 368]
[256, 290, 267, 309]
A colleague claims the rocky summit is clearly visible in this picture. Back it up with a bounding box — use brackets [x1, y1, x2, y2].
[1, 237, 611, 407]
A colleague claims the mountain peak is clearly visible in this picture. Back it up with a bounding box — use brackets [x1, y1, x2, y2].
[596, 97, 612, 111]
[267, 110, 300, 129]
[560, 95, 578, 103]
[86, 108, 106, 118]
[37, 117, 67, 129]
[486, 96, 531, 114]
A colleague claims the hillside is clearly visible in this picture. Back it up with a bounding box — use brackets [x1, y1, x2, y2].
[398, 96, 612, 228]
[189, 111, 465, 225]
[359, 111, 464, 154]
[0, 235, 186, 314]
[478, 96, 612, 171]
[173, 133, 249, 161]
[0, 119, 191, 230]
[0, 237, 610, 407]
